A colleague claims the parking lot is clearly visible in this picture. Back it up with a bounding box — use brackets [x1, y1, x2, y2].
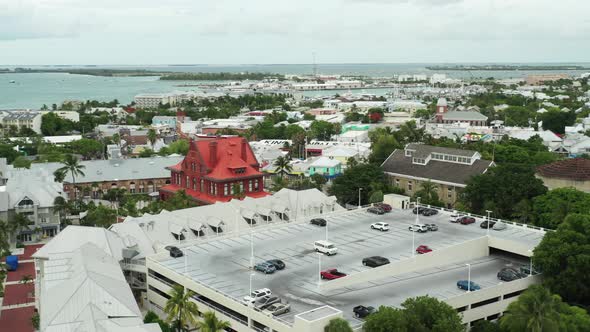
[155, 207, 541, 324]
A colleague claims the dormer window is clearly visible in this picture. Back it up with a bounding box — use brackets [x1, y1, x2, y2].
[18, 197, 34, 207]
[234, 168, 246, 174]
[413, 157, 427, 165]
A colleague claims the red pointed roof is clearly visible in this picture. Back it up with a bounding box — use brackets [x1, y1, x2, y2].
[191, 137, 263, 180]
[537, 158, 590, 181]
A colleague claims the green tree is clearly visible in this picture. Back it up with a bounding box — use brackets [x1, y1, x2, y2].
[369, 190, 384, 203]
[12, 213, 31, 243]
[147, 128, 158, 147]
[69, 138, 104, 160]
[56, 154, 86, 190]
[461, 164, 547, 219]
[81, 204, 117, 228]
[273, 156, 293, 178]
[401, 296, 464, 332]
[139, 148, 156, 158]
[160, 190, 196, 211]
[144, 310, 173, 332]
[324, 317, 353, 332]
[164, 285, 199, 332]
[0, 220, 11, 254]
[471, 320, 502, 332]
[540, 110, 576, 135]
[369, 133, 401, 164]
[271, 177, 289, 192]
[533, 214, 590, 306]
[168, 139, 190, 155]
[414, 180, 443, 207]
[53, 196, 68, 224]
[310, 120, 337, 141]
[12, 156, 31, 169]
[0, 143, 22, 163]
[232, 183, 245, 200]
[531, 188, 590, 229]
[196, 311, 231, 332]
[311, 173, 327, 189]
[329, 163, 386, 205]
[363, 306, 406, 332]
[500, 285, 562, 332]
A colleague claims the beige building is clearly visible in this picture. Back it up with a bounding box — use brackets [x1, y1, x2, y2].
[381, 144, 494, 207]
[0, 110, 43, 134]
[536, 158, 590, 193]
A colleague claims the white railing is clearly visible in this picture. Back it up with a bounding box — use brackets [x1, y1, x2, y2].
[415, 203, 552, 234]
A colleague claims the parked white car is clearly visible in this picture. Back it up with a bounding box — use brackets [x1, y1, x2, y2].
[493, 222, 507, 231]
[449, 214, 464, 223]
[408, 224, 428, 233]
[314, 240, 338, 256]
[371, 222, 390, 231]
[243, 288, 272, 305]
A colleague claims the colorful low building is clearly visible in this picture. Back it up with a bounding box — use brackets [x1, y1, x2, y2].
[308, 157, 342, 179]
[160, 137, 268, 204]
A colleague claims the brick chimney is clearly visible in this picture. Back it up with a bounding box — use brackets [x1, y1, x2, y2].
[209, 141, 218, 166]
[241, 139, 248, 161]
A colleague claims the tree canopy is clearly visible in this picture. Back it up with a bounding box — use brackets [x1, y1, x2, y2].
[364, 296, 464, 332]
[328, 163, 387, 205]
[531, 188, 590, 229]
[533, 214, 590, 306]
[461, 164, 547, 219]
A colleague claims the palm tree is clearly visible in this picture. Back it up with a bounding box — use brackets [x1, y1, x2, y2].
[57, 154, 86, 200]
[500, 285, 561, 332]
[11, 213, 31, 243]
[197, 311, 231, 332]
[148, 129, 158, 147]
[273, 156, 292, 179]
[164, 285, 199, 332]
[53, 196, 68, 224]
[0, 220, 11, 254]
[415, 180, 440, 206]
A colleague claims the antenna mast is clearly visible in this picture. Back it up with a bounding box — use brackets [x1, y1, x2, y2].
[312, 52, 317, 78]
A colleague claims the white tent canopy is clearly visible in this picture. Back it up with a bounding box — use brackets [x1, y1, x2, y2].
[207, 217, 225, 228]
[170, 224, 185, 235]
[241, 209, 256, 220]
[188, 220, 206, 232]
[256, 206, 272, 217]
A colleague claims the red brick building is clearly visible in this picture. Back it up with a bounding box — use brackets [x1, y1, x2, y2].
[159, 137, 268, 204]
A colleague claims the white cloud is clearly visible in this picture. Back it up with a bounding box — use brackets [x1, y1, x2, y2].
[0, 0, 588, 63]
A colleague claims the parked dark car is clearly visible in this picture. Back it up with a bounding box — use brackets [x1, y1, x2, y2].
[459, 216, 476, 225]
[421, 208, 439, 216]
[425, 224, 438, 231]
[497, 268, 524, 282]
[367, 207, 385, 215]
[457, 280, 480, 291]
[266, 259, 285, 270]
[375, 203, 392, 212]
[480, 220, 496, 229]
[353, 305, 375, 318]
[310, 218, 327, 226]
[165, 246, 184, 258]
[362, 256, 390, 268]
[412, 207, 426, 214]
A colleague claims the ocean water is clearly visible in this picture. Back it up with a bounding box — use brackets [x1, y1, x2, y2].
[1, 63, 588, 109]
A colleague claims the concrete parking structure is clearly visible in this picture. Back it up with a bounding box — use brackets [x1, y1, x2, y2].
[147, 207, 546, 332]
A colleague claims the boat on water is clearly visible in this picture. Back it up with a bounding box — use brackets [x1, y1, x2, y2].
[9, 80, 16, 83]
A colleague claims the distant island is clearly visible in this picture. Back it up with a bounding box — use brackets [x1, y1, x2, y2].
[0, 67, 165, 77]
[426, 65, 590, 71]
[159, 72, 285, 81]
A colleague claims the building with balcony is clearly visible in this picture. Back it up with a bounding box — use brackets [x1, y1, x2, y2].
[381, 144, 494, 207]
[159, 137, 268, 205]
[1, 159, 65, 242]
[0, 109, 43, 134]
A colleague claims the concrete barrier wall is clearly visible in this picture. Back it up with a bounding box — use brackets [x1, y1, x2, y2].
[294, 307, 342, 332]
[147, 258, 295, 332]
[488, 236, 534, 257]
[321, 237, 490, 291]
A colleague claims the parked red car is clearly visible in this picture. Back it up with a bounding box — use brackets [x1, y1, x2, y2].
[320, 269, 347, 280]
[375, 203, 392, 213]
[416, 245, 433, 254]
[459, 216, 476, 225]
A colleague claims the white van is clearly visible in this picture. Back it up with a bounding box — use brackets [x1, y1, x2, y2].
[314, 240, 338, 256]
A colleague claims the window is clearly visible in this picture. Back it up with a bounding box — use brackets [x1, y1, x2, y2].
[234, 168, 246, 174]
[224, 183, 229, 196]
[192, 178, 197, 190]
[248, 180, 253, 192]
[186, 176, 189, 188]
[395, 179, 400, 187]
[239, 181, 244, 192]
[254, 179, 259, 192]
[18, 197, 34, 207]
[200, 179, 204, 192]
[448, 187, 453, 199]
[408, 181, 413, 192]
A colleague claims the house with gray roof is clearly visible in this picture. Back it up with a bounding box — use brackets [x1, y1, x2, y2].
[18, 155, 183, 200]
[0, 158, 66, 242]
[381, 144, 494, 207]
[0, 109, 43, 134]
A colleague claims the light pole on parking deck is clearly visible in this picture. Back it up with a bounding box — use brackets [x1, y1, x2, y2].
[358, 188, 363, 209]
[466, 263, 472, 293]
[528, 249, 533, 277]
[317, 252, 322, 288]
[412, 197, 420, 257]
[486, 210, 492, 235]
[249, 227, 254, 269]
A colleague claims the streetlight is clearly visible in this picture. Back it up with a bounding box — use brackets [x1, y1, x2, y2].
[466, 263, 471, 293]
[485, 210, 492, 235]
[249, 227, 254, 269]
[358, 188, 363, 209]
[528, 249, 533, 277]
[317, 252, 322, 288]
[412, 197, 420, 257]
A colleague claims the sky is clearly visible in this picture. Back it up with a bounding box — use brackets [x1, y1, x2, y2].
[0, 0, 589, 65]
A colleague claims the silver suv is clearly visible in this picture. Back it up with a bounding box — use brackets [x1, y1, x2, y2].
[408, 224, 428, 233]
